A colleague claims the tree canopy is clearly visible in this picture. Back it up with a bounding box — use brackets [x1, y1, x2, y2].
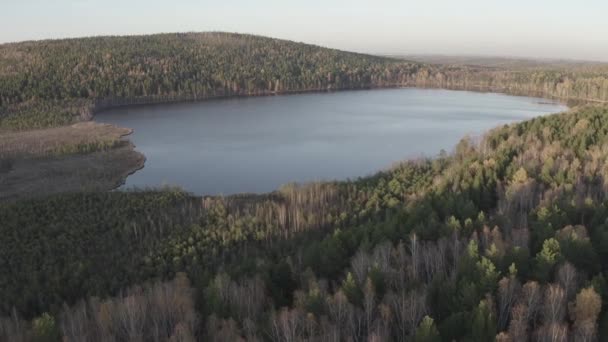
[3, 105, 608, 340]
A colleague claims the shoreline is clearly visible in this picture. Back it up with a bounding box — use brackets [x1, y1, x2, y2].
[90, 83, 579, 119]
[0, 122, 146, 202]
[93, 87, 573, 197]
[109, 141, 146, 191]
[0, 84, 595, 202]
[108, 127, 146, 191]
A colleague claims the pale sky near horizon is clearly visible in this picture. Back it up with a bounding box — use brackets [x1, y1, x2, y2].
[2, 0, 608, 61]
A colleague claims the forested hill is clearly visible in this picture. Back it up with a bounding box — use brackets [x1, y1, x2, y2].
[0, 32, 421, 129]
[0, 32, 406, 105]
[1, 32, 608, 130]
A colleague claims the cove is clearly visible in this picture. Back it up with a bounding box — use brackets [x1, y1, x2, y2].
[96, 88, 567, 195]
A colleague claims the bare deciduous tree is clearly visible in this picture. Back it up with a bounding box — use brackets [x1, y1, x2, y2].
[543, 284, 566, 324]
[536, 322, 568, 342]
[227, 276, 266, 322]
[351, 249, 372, 286]
[409, 233, 420, 282]
[555, 262, 578, 301]
[522, 281, 542, 326]
[497, 276, 521, 331]
[507, 303, 529, 342]
[571, 287, 601, 342]
[207, 315, 243, 342]
[385, 288, 427, 340]
[0, 310, 28, 342]
[363, 278, 376, 335]
[496, 331, 511, 342]
[59, 273, 197, 342]
[270, 308, 302, 342]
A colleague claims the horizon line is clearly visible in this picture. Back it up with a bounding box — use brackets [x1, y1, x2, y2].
[1, 30, 607, 65]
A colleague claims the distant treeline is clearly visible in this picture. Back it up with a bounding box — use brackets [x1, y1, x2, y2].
[1, 32, 608, 130]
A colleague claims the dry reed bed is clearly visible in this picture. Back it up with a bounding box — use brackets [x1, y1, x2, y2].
[0, 122, 132, 158]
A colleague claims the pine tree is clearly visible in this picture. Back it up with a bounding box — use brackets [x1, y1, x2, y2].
[415, 316, 441, 342]
[471, 299, 497, 342]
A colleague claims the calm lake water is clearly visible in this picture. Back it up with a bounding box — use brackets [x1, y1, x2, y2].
[97, 88, 567, 195]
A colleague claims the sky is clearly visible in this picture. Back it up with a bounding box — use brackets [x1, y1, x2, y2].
[2, 0, 608, 61]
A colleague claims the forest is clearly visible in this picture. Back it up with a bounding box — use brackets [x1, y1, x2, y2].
[2, 105, 608, 341]
[1, 32, 608, 130]
[3, 32, 608, 341]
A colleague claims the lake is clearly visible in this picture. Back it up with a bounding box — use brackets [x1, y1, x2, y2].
[97, 88, 567, 195]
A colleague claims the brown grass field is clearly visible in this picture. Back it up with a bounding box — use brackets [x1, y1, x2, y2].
[0, 122, 132, 157]
[0, 122, 145, 201]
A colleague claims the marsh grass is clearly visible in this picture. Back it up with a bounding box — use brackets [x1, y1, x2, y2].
[0, 122, 143, 201]
[0, 121, 131, 159]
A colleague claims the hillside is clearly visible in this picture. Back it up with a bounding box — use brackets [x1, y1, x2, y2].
[0, 32, 420, 130]
[1, 32, 608, 130]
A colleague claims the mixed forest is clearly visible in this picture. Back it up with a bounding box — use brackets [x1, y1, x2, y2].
[2, 32, 608, 341]
[1, 32, 608, 130]
[4, 105, 608, 341]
